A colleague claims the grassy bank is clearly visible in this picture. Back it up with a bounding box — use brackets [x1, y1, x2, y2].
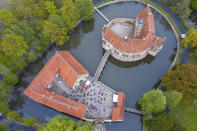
[170, 100, 197, 131]
[95, 0, 112, 5]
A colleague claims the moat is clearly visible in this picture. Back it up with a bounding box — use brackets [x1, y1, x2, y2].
[11, 1, 177, 131]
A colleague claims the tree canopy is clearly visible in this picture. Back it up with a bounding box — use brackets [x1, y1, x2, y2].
[138, 90, 166, 114]
[0, 34, 28, 58]
[38, 115, 92, 131]
[191, 0, 197, 11]
[181, 28, 197, 48]
[164, 91, 182, 110]
[145, 112, 185, 131]
[146, 113, 174, 131]
[60, 0, 80, 30]
[0, 0, 94, 76]
[161, 64, 197, 103]
[75, 0, 94, 21]
[158, 0, 191, 20]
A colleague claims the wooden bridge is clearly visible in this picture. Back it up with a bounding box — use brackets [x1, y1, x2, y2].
[125, 107, 147, 115]
[93, 50, 111, 81]
[94, 7, 110, 23]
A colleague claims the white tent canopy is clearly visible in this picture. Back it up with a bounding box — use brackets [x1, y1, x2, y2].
[113, 94, 118, 102]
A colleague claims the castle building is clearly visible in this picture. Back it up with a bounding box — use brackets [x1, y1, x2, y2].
[102, 8, 165, 62]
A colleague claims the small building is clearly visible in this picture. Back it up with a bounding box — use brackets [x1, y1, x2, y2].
[102, 8, 165, 62]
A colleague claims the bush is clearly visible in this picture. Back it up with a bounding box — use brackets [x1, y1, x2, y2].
[164, 91, 182, 110]
[0, 101, 10, 115]
[138, 90, 166, 114]
[7, 111, 23, 123]
[0, 124, 10, 131]
[23, 117, 37, 127]
[3, 73, 19, 85]
[35, 46, 45, 53]
[38, 115, 92, 131]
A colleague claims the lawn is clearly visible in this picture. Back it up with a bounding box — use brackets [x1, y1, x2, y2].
[170, 99, 197, 131]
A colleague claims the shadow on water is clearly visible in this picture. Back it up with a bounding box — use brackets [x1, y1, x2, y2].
[101, 49, 155, 68]
[109, 55, 155, 68]
[58, 19, 95, 51]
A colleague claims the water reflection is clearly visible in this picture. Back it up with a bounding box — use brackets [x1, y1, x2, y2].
[109, 55, 155, 68]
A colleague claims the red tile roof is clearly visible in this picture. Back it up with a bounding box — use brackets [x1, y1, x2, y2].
[25, 87, 87, 119]
[24, 51, 88, 119]
[102, 8, 164, 53]
[112, 92, 125, 121]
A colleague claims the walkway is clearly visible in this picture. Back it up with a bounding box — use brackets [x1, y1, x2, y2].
[93, 50, 111, 81]
[94, 7, 110, 23]
[125, 107, 146, 115]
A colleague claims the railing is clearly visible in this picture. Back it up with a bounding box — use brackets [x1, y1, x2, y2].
[94, 7, 110, 23]
[125, 107, 147, 115]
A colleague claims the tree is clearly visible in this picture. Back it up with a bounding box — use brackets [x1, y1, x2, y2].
[40, 20, 68, 45]
[181, 28, 197, 48]
[44, 1, 58, 14]
[138, 90, 166, 114]
[146, 113, 174, 131]
[7, 111, 23, 123]
[170, 0, 191, 20]
[60, 0, 80, 31]
[23, 117, 37, 127]
[75, 0, 94, 21]
[38, 115, 92, 131]
[0, 9, 16, 26]
[0, 124, 10, 131]
[164, 91, 182, 110]
[157, 0, 191, 20]
[0, 101, 10, 115]
[3, 73, 19, 85]
[189, 48, 197, 63]
[4, 20, 36, 45]
[0, 34, 28, 58]
[48, 14, 65, 27]
[27, 50, 37, 62]
[191, 0, 197, 11]
[161, 64, 197, 103]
